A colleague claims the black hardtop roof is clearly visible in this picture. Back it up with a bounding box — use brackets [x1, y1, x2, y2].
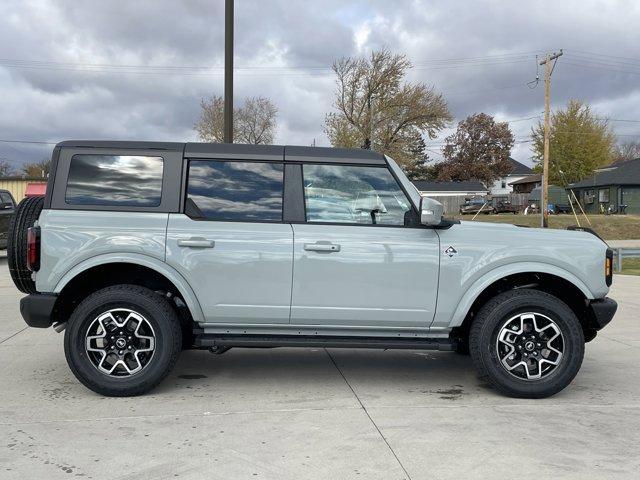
[55, 141, 386, 164]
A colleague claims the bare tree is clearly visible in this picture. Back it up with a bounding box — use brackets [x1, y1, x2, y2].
[22, 159, 50, 178]
[614, 141, 640, 164]
[0, 160, 14, 177]
[325, 49, 452, 167]
[195, 95, 278, 144]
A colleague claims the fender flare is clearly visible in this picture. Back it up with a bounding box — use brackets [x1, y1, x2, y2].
[448, 262, 594, 328]
[53, 253, 205, 323]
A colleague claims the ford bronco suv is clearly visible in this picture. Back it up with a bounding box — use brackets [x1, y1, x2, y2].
[8, 141, 617, 398]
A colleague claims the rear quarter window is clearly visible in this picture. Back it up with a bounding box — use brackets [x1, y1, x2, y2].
[65, 154, 164, 206]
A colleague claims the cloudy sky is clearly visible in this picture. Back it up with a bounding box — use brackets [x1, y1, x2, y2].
[1, 0, 639, 170]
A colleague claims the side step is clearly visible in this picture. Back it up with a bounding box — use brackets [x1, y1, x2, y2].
[193, 334, 456, 351]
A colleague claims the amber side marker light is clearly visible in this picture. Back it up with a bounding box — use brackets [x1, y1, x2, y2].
[605, 248, 613, 286]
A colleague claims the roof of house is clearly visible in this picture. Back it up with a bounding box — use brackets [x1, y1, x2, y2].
[506, 158, 534, 176]
[509, 173, 541, 186]
[569, 158, 640, 188]
[412, 180, 488, 193]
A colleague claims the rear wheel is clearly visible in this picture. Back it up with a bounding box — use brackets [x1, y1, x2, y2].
[64, 285, 182, 396]
[7, 196, 44, 293]
[469, 289, 584, 398]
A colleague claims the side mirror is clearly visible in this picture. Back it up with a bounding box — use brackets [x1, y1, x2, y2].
[420, 196, 444, 226]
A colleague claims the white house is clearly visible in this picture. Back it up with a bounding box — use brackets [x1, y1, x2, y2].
[412, 180, 489, 197]
[490, 158, 534, 195]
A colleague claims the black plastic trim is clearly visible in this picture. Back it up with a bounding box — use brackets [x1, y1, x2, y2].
[19, 293, 57, 328]
[194, 334, 456, 351]
[283, 164, 305, 222]
[567, 225, 606, 243]
[588, 297, 617, 330]
[43, 146, 60, 209]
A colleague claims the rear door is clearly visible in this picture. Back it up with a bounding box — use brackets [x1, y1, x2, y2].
[165, 155, 293, 325]
[290, 163, 440, 328]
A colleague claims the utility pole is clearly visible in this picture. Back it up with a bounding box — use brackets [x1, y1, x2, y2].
[539, 49, 563, 227]
[223, 0, 234, 143]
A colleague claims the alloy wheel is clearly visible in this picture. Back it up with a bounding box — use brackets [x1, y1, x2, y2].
[495, 312, 564, 381]
[85, 308, 156, 376]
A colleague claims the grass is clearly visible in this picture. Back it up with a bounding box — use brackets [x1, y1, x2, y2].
[452, 213, 640, 240]
[620, 257, 640, 276]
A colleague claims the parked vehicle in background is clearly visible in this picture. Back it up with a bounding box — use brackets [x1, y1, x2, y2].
[554, 204, 572, 214]
[459, 197, 494, 215]
[493, 200, 519, 214]
[0, 189, 16, 249]
[8, 141, 617, 399]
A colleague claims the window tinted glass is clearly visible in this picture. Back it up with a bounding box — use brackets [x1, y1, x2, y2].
[66, 155, 163, 206]
[0, 192, 13, 205]
[187, 160, 283, 222]
[303, 164, 412, 225]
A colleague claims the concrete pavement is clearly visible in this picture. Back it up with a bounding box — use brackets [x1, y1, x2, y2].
[0, 257, 638, 479]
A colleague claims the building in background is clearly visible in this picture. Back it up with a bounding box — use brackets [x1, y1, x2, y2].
[490, 158, 534, 195]
[509, 173, 542, 194]
[567, 158, 640, 214]
[0, 177, 47, 201]
[412, 180, 489, 215]
[412, 180, 488, 198]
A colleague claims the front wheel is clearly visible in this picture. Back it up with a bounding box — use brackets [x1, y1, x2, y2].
[64, 285, 182, 396]
[469, 289, 584, 398]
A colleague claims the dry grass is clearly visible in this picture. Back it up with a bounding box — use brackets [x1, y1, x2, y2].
[453, 213, 640, 240]
[620, 258, 640, 276]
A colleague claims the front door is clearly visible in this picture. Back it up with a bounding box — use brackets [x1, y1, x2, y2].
[291, 164, 440, 328]
[166, 159, 293, 324]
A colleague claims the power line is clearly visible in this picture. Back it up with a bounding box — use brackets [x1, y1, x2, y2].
[0, 139, 57, 145]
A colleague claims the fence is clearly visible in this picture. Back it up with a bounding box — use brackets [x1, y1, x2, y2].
[612, 248, 640, 272]
[423, 193, 531, 215]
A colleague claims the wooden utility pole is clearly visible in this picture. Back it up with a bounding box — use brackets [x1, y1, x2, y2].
[223, 0, 234, 143]
[539, 49, 563, 227]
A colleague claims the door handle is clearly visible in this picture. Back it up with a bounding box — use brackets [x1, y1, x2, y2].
[177, 238, 215, 248]
[304, 242, 341, 252]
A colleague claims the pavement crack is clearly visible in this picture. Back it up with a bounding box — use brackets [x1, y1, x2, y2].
[0, 326, 28, 345]
[324, 348, 413, 480]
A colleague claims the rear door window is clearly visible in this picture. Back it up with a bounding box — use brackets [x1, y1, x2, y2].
[186, 160, 284, 222]
[65, 154, 164, 206]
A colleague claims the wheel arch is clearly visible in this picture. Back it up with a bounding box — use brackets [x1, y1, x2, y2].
[449, 264, 599, 343]
[448, 262, 594, 329]
[52, 254, 205, 325]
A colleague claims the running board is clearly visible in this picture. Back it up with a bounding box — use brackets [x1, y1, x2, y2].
[193, 334, 456, 351]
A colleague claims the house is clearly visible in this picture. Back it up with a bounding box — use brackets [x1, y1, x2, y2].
[0, 176, 47, 201]
[412, 180, 489, 215]
[490, 158, 534, 195]
[509, 173, 542, 194]
[567, 158, 640, 214]
[412, 180, 488, 197]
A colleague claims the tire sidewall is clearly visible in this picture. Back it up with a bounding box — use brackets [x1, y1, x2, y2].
[473, 292, 585, 398]
[64, 287, 180, 395]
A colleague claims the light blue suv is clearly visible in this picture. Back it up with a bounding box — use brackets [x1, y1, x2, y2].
[9, 141, 617, 398]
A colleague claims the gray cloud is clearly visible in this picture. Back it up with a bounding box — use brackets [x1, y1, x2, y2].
[0, 0, 639, 168]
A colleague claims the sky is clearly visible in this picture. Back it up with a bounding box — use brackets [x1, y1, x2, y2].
[1, 0, 639, 171]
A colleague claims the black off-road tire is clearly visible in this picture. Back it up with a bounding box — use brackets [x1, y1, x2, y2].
[64, 285, 182, 397]
[469, 289, 585, 398]
[7, 196, 44, 293]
